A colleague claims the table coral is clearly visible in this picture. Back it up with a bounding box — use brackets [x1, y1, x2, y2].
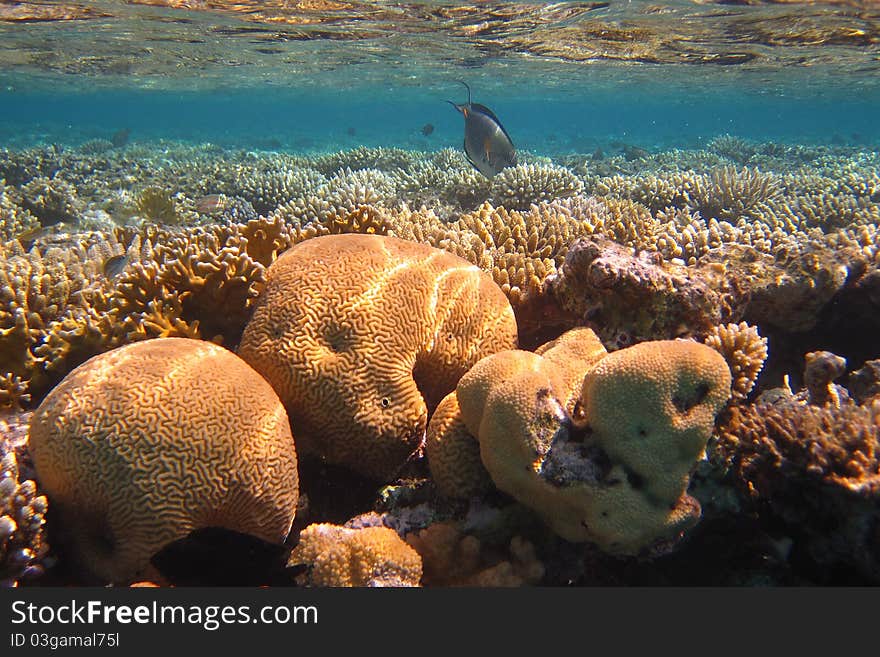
[28, 338, 299, 584]
[289, 523, 422, 587]
[455, 331, 731, 556]
[238, 233, 517, 481]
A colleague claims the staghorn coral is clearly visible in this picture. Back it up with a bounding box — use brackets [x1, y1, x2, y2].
[489, 163, 584, 211]
[238, 233, 517, 480]
[713, 397, 880, 581]
[406, 521, 544, 587]
[289, 523, 422, 587]
[704, 322, 768, 402]
[456, 331, 731, 556]
[28, 338, 299, 584]
[1, 450, 49, 587]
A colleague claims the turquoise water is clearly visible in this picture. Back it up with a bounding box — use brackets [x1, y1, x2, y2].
[2, 0, 879, 151]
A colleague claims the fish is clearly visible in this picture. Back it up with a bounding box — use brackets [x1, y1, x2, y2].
[421, 123, 434, 136]
[16, 224, 59, 249]
[102, 254, 129, 279]
[194, 193, 227, 214]
[447, 81, 517, 178]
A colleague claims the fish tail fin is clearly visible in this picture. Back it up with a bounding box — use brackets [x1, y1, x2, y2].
[446, 99, 464, 114]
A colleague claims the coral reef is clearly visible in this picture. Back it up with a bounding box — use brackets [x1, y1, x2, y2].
[0, 138, 877, 586]
[545, 236, 744, 347]
[27, 338, 299, 584]
[238, 233, 517, 481]
[289, 523, 422, 587]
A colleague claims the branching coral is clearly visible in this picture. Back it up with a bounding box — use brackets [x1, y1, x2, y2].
[713, 397, 880, 580]
[28, 338, 299, 584]
[19, 175, 82, 226]
[489, 163, 584, 211]
[704, 322, 768, 402]
[686, 166, 782, 222]
[289, 523, 422, 587]
[1, 450, 49, 587]
[234, 166, 326, 214]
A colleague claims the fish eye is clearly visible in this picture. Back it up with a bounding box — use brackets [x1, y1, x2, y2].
[380, 397, 390, 408]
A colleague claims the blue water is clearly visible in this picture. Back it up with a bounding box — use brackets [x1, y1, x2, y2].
[3, 83, 878, 155]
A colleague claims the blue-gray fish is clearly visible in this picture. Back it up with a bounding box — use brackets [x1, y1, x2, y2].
[447, 81, 517, 178]
[102, 254, 129, 279]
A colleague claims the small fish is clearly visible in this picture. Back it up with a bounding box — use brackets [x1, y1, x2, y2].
[102, 254, 129, 279]
[16, 225, 57, 249]
[447, 81, 516, 178]
[195, 193, 227, 214]
[421, 123, 434, 136]
[346, 127, 357, 137]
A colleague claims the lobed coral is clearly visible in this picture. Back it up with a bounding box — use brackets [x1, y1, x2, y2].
[289, 523, 422, 587]
[450, 328, 731, 555]
[28, 338, 299, 584]
[238, 233, 518, 480]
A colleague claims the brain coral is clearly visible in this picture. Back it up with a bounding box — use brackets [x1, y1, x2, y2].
[28, 338, 299, 584]
[289, 523, 422, 587]
[238, 233, 518, 481]
[457, 332, 731, 555]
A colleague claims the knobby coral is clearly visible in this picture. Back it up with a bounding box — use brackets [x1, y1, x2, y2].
[1, 450, 49, 587]
[289, 523, 422, 587]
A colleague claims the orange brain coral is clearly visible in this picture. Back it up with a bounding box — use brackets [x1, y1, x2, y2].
[28, 338, 299, 584]
[238, 233, 518, 480]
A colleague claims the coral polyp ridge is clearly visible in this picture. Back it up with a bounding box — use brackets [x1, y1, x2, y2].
[0, 138, 879, 586]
